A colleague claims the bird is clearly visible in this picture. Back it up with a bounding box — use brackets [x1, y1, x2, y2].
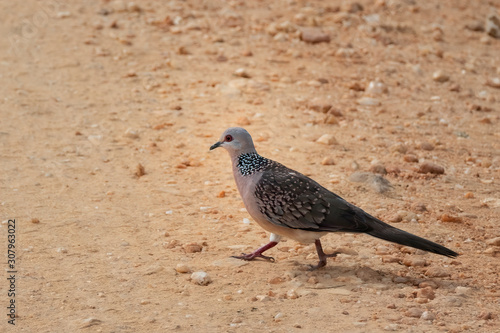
[210, 127, 458, 269]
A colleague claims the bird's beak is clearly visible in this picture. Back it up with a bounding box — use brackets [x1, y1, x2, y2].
[210, 141, 222, 150]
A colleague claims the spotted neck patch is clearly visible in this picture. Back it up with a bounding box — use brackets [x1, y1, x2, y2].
[237, 153, 272, 176]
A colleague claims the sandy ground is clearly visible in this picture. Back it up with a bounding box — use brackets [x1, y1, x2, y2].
[1, 0, 500, 332]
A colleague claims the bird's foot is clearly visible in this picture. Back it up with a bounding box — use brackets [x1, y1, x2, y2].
[308, 250, 341, 270]
[232, 253, 275, 262]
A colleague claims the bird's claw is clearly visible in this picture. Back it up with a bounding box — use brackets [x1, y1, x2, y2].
[232, 253, 275, 262]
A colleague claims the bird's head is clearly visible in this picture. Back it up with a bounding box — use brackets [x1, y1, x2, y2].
[210, 127, 256, 156]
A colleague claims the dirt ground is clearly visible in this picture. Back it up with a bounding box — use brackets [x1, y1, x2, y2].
[1, 0, 500, 332]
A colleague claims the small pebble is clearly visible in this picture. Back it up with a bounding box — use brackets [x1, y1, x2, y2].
[405, 308, 423, 318]
[440, 214, 463, 223]
[286, 289, 299, 299]
[403, 258, 427, 267]
[416, 286, 435, 300]
[31, 218, 40, 224]
[425, 266, 450, 278]
[485, 14, 500, 38]
[421, 311, 436, 321]
[217, 190, 226, 198]
[321, 157, 336, 165]
[124, 128, 140, 139]
[419, 142, 435, 151]
[274, 313, 284, 322]
[404, 154, 419, 163]
[175, 263, 191, 274]
[433, 70, 450, 82]
[485, 77, 500, 89]
[184, 243, 203, 253]
[316, 134, 337, 145]
[300, 28, 330, 43]
[478, 311, 493, 320]
[455, 286, 472, 295]
[365, 80, 388, 96]
[418, 162, 444, 174]
[486, 237, 500, 246]
[234, 68, 251, 78]
[190, 271, 212, 285]
[135, 163, 145, 177]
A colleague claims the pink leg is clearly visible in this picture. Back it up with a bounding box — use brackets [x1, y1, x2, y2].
[309, 239, 340, 270]
[232, 241, 278, 262]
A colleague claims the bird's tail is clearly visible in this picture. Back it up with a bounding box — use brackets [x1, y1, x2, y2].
[367, 220, 459, 258]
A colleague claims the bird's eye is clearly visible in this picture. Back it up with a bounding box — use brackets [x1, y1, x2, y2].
[225, 135, 233, 142]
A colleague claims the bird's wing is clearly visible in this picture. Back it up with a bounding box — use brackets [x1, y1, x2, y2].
[254, 164, 373, 233]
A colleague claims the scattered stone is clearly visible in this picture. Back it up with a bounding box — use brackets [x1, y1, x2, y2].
[478, 311, 493, 320]
[234, 68, 251, 78]
[349, 171, 392, 193]
[382, 255, 401, 263]
[369, 163, 387, 175]
[486, 237, 500, 246]
[190, 271, 212, 285]
[324, 114, 338, 124]
[425, 267, 450, 278]
[184, 243, 203, 253]
[31, 218, 40, 224]
[269, 276, 285, 284]
[421, 311, 436, 321]
[316, 134, 338, 145]
[433, 70, 450, 82]
[357, 97, 381, 106]
[286, 289, 299, 299]
[217, 190, 226, 198]
[403, 258, 427, 267]
[465, 21, 484, 32]
[135, 163, 145, 177]
[321, 157, 336, 165]
[404, 154, 419, 163]
[124, 128, 140, 139]
[391, 143, 408, 154]
[80, 318, 102, 328]
[405, 308, 423, 318]
[418, 162, 444, 174]
[419, 142, 435, 151]
[274, 313, 284, 322]
[440, 214, 463, 223]
[411, 203, 427, 212]
[365, 80, 388, 96]
[308, 98, 332, 113]
[384, 324, 400, 331]
[483, 247, 500, 256]
[300, 28, 331, 43]
[455, 286, 472, 295]
[441, 296, 463, 307]
[485, 77, 500, 89]
[175, 263, 191, 274]
[486, 14, 500, 38]
[416, 287, 435, 300]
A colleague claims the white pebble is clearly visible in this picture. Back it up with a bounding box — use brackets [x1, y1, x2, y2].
[365, 80, 388, 96]
[421, 311, 436, 321]
[165, 210, 173, 215]
[242, 218, 251, 224]
[190, 271, 212, 285]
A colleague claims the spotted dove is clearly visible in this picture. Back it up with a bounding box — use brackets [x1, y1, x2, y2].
[210, 127, 458, 269]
